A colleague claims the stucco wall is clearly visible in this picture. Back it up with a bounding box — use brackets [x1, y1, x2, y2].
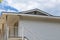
[18, 16, 60, 40]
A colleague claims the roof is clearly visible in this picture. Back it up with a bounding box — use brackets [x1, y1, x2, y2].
[19, 8, 53, 16]
[2, 8, 53, 16]
[1, 8, 60, 22]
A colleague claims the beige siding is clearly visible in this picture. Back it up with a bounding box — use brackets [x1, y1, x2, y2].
[0, 14, 6, 40]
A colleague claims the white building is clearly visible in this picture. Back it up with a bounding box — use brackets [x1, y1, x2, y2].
[2, 9, 60, 40]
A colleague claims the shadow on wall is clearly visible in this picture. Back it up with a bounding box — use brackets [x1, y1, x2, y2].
[0, 29, 3, 40]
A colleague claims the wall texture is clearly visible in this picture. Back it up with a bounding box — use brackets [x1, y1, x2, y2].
[18, 16, 60, 40]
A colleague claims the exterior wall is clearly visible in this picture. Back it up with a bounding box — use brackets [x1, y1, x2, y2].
[18, 16, 60, 40]
[7, 15, 20, 37]
[0, 14, 6, 40]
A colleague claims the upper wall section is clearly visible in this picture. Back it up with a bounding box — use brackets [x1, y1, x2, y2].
[0, 14, 6, 24]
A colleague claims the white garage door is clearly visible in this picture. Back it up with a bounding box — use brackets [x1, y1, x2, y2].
[18, 18, 60, 40]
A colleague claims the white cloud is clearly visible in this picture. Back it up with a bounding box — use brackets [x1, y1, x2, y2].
[5, 0, 60, 16]
[7, 0, 40, 11]
[9, 3, 27, 11]
[6, 0, 59, 10]
[0, 9, 6, 12]
[25, 1, 39, 10]
[6, 0, 13, 4]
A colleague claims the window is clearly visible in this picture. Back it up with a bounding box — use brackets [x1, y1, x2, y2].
[9, 22, 18, 38]
[14, 24, 18, 37]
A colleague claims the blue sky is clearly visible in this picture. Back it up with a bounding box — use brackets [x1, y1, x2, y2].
[0, 0, 60, 16]
[0, 0, 18, 15]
